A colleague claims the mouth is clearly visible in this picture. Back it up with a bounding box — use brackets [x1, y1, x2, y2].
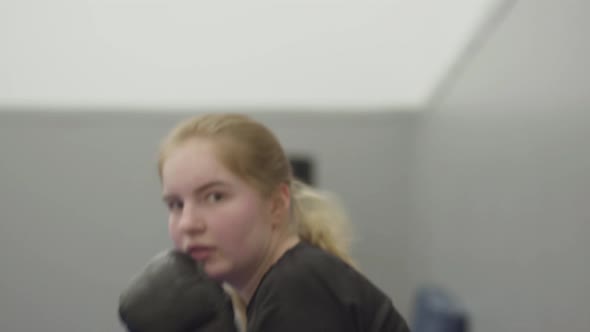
[186, 245, 214, 261]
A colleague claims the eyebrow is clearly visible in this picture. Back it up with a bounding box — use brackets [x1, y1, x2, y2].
[162, 180, 228, 202]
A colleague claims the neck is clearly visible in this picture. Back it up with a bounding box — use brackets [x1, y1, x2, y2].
[233, 233, 300, 304]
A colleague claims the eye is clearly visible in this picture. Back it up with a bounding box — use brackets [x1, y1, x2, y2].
[205, 192, 225, 204]
[166, 199, 184, 211]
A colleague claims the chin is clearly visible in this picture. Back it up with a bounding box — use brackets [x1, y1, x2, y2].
[202, 261, 232, 282]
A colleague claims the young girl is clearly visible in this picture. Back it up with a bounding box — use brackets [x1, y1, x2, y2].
[158, 113, 409, 332]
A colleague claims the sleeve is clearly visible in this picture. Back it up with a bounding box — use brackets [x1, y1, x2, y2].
[367, 298, 411, 332]
[247, 276, 354, 332]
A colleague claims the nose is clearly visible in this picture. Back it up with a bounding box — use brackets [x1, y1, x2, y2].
[177, 202, 206, 235]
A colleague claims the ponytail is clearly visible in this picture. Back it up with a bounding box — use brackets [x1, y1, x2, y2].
[290, 180, 356, 267]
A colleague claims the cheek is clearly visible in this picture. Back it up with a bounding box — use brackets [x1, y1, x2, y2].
[212, 200, 270, 249]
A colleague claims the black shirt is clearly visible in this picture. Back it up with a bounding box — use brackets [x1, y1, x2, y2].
[246, 241, 410, 332]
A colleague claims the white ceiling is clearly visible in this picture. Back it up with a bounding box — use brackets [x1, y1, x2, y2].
[0, 0, 501, 111]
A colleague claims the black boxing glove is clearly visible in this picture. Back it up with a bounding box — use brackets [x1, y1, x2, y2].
[118, 250, 238, 332]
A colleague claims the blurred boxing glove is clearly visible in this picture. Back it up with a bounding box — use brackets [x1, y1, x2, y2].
[118, 250, 238, 332]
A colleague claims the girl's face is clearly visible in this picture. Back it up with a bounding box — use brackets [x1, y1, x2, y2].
[161, 138, 275, 283]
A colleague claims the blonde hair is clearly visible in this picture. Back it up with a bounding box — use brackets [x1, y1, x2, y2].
[290, 180, 355, 266]
[158, 113, 355, 266]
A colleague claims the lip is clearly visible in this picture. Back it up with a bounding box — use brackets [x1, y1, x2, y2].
[186, 245, 214, 261]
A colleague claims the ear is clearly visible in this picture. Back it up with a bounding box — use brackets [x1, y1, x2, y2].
[269, 182, 291, 228]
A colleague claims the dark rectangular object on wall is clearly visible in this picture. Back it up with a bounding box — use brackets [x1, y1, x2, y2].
[289, 156, 315, 185]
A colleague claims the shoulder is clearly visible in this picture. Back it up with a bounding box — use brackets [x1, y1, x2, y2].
[247, 242, 354, 331]
[256, 241, 360, 300]
[247, 242, 409, 332]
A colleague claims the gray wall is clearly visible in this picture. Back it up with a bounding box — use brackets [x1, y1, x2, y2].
[412, 0, 590, 331]
[0, 111, 416, 332]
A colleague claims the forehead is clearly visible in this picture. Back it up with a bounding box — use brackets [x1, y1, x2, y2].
[161, 139, 234, 191]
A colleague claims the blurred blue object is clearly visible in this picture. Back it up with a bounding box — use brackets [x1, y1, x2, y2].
[411, 286, 469, 332]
